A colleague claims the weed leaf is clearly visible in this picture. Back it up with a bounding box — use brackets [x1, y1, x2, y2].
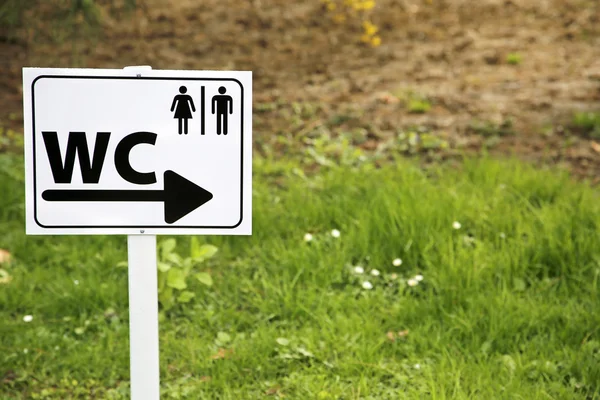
[196, 272, 213, 287]
[167, 268, 187, 290]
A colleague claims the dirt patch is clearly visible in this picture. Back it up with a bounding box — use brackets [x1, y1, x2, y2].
[1, 0, 599, 181]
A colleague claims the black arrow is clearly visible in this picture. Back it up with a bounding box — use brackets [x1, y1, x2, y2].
[41, 170, 213, 224]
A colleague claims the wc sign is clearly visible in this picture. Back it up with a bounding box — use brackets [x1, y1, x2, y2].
[23, 68, 252, 235]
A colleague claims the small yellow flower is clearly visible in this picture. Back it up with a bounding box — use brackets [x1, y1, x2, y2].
[370, 36, 381, 47]
[327, 2, 336, 11]
[362, 21, 378, 36]
[361, 0, 376, 10]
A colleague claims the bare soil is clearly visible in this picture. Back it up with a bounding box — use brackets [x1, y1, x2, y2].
[1, 0, 599, 181]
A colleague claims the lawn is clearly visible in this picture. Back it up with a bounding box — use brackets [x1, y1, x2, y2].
[1, 153, 599, 399]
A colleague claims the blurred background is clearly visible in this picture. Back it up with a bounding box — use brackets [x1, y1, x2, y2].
[1, 0, 599, 179]
[1, 2, 600, 398]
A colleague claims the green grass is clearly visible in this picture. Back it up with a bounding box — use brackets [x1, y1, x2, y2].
[468, 118, 515, 138]
[506, 53, 523, 66]
[407, 99, 431, 114]
[572, 111, 600, 139]
[1, 153, 599, 399]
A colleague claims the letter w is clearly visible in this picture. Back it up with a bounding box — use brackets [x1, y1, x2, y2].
[42, 132, 111, 184]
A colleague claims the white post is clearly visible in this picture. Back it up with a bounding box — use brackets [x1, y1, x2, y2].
[123, 65, 160, 400]
[127, 235, 160, 400]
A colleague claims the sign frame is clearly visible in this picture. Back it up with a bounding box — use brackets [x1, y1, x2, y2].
[23, 67, 252, 235]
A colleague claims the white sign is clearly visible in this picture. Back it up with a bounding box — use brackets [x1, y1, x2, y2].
[23, 68, 252, 235]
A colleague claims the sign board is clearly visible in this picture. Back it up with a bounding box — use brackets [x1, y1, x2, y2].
[23, 68, 252, 235]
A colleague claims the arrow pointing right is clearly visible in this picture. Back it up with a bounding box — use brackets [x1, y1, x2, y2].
[42, 170, 213, 224]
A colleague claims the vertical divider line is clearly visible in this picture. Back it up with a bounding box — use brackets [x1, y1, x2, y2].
[201, 86, 205, 135]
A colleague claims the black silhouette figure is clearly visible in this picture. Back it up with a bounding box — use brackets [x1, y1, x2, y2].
[212, 86, 233, 135]
[170, 86, 195, 135]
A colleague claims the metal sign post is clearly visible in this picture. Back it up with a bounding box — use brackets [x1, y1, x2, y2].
[124, 66, 160, 400]
[123, 65, 160, 400]
[127, 234, 160, 400]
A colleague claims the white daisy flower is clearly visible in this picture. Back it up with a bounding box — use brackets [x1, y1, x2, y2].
[414, 363, 421, 370]
[415, 274, 424, 282]
[73, 280, 80, 285]
[407, 278, 418, 287]
[331, 229, 341, 238]
[452, 221, 461, 230]
[499, 232, 506, 239]
[23, 348, 28, 354]
[353, 266, 365, 274]
[362, 281, 373, 290]
[23, 315, 33, 323]
[370, 269, 380, 276]
[392, 258, 403, 267]
[463, 235, 476, 245]
[303, 233, 313, 242]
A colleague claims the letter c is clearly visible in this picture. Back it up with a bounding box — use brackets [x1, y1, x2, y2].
[114, 132, 157, 184]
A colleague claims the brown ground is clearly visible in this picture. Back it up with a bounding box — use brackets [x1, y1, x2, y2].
[1, 0, 599, 181]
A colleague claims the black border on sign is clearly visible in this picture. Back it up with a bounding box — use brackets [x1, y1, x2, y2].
[31, 75, 245, 229]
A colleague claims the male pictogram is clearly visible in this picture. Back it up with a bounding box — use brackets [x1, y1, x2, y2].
[170, 86, 195, 135]
[212, 86, 233, 135]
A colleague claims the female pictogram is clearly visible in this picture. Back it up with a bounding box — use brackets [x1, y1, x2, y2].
[170, 86, 195, 135]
